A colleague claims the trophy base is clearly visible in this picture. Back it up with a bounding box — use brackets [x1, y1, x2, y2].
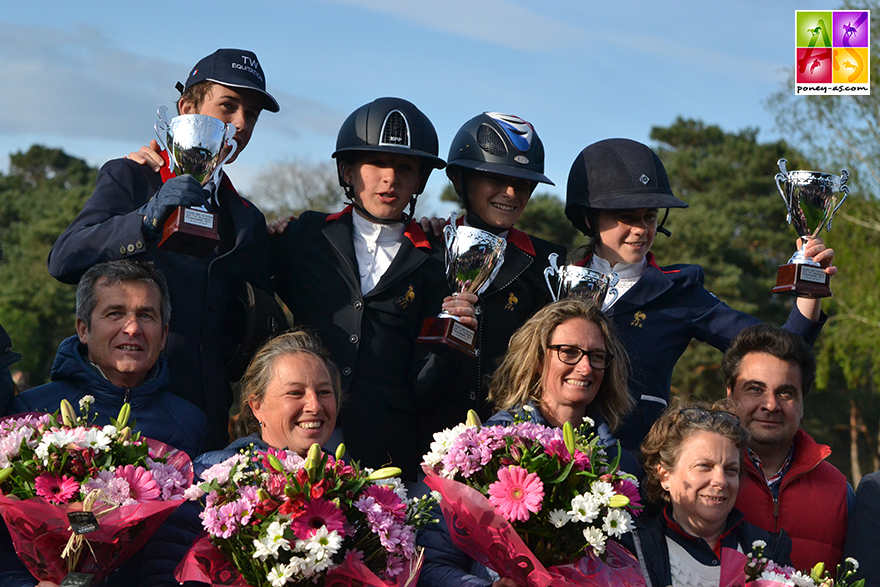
[772, 263, 831, 298]
[416, 316, 477, 358]
[158, 206, 220, 257]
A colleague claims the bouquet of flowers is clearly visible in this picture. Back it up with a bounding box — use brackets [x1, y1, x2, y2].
[422, 409, 645, 587]
[719, 541, 864, 587]
[0, 396, 193, 582]
[175, 442, 437, 587]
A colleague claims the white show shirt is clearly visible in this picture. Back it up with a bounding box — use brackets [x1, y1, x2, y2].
[352, 212, 406, 295]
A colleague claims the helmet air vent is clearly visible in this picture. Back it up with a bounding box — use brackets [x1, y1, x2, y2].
[477, 124, 509, 158]
[380, 110, 411, 148]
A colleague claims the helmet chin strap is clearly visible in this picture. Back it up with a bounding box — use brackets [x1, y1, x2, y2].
[343, 185, 415, 225]
[657, 208, 672, 237]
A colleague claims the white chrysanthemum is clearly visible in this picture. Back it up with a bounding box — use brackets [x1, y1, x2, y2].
[431, 490, 442, 504]
[423, 423, 470, 466]
[602, 509, 633, 537]
[760, 570, 795, 585]
[43, 428, 84, 448]
[548, 509, 572, 528]
[82, 428, 111, 452]
[751, 539, 766, 550]
[569, 493, 600, 523]
[376, 476, 408, 501]
[522, 404, 534, 413]
[78, 395, 95, 414]
[303, 526, 342, 561]
[583, 526, 606, 554]
[267, 562, 293, 587]
[846, 557, 859, 571]
[790, 571, 817, 587]
[582, 416, 595, 427]
[102, 424, 118, 437]
[591, 481, 615, 505]
[252, 520, 291, 561]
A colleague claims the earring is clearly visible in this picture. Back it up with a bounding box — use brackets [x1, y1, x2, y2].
[259, 421, 265, 427]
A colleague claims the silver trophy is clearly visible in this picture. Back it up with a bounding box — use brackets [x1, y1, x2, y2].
[417, 213, 506, 357]
[155, 106, 237, 186]
[772, 158, 848, 297]
[543, 252, 618, 307]
[152, 106, 238, 256]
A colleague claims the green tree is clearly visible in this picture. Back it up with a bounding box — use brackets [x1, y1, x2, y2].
[648, 117, 809, 400]
[0, 146, 96, 384]
[247, 159, 346, 217]
[766, 0, 880, 482]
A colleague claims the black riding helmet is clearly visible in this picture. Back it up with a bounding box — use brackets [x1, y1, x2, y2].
[333, 96, 445, 189]
[446, 112, 553, 209]
[565, 138, 687, 237]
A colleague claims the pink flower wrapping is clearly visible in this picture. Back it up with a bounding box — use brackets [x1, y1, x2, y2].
[425, 473, 646, 587]
[175, 533, 425, 587]
[0, 438, 193, 582]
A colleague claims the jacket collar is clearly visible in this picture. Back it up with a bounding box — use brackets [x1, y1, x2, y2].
[663, 505, 745, 558]
[327, 205, 431, 249]
[744, 428, 831, 487]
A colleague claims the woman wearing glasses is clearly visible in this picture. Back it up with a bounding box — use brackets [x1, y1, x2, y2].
[418, 298, 639, 587]
[622, 399, 792, 587]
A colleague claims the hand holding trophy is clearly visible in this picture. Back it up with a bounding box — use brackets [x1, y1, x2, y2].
[417, 213, 506, 357]
[772, 158, 848, 298]
[152, 106, 237, 256]
[543, 252, 618, 307]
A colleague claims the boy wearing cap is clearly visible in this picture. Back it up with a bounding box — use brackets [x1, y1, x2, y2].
[47, 49, 279, 451]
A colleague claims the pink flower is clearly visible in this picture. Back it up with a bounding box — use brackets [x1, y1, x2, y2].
[613, 479, 643, 516]
[488, 465, 544, 522]
[114, 464, 161, 502]
[543, 439, 590, 470]
[34, 473, 80, 504]
[290, 498, 346, 540]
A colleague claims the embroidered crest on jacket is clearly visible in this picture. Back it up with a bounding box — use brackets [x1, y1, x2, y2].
[631, 311, 646, 328]
[504, 292, 519, 311]
[396, 285, 416, 309]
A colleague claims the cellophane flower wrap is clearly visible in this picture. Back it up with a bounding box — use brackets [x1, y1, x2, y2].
[0, 397, 193, 582]
[422, 410, 646, 587]
[719, 541, 865, 587]
[175, 442, 436, 587]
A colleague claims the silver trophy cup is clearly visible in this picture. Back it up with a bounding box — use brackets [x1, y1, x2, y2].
[772, 158, 848, 297]
[152, 106, 238, 256]
[416, 213, 506, 357]
[155, 106, 237, 186]
[543, 252, 618, 307]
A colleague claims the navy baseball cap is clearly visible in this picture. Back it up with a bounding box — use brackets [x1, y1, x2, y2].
[176, 49, 280, 113]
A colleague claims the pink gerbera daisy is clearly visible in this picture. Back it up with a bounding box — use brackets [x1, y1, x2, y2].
[290, 498, 346, 540]
[34, 473, 80, 504]
[114, 464, 161, 503]
[613, 479, 643, 516]
[488, 465, 544, 522]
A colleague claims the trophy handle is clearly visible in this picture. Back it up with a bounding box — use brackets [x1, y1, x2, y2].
[604, 287, 619, 307]
[828, 175, 849, 232]
[543, 254, 560, 302]
[154, 106, 174, 174]
[210, 126, 238, 186]
[443, 221, 457, 252]
[775, 159, 792, 223]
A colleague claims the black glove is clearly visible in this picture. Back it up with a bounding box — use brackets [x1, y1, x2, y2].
[138, 175, 207, 240]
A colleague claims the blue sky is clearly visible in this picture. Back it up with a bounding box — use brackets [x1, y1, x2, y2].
[1, 0, 806, 215]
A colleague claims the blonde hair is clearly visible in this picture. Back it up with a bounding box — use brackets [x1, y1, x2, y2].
[488, 298, 632, 431]
[640, 397, 749, 505]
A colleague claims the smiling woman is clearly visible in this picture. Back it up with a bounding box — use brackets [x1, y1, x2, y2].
[620, 398, 793, 587]
[193, 330, 341, 477]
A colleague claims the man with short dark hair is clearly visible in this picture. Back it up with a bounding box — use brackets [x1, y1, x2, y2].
[47, 49, 279, 449]
[724, 324, 851, 571]
[1, 260, 207, 587]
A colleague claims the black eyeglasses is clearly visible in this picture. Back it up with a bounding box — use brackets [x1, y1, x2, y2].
[547, 345, 613, 369]
[679, 408, 740, 427]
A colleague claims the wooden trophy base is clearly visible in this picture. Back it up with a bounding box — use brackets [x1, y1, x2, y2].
[158, 206, 221, 257]
[416, 315, 477, 358]
[772, 263, 831, 298]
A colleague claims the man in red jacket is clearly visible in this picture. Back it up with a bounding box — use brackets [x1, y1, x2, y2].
[723, 324, 852, 571]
